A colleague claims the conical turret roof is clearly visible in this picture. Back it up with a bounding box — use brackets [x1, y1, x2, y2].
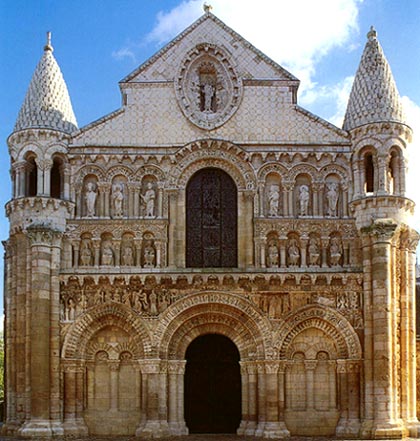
[14, 33, 78, 134]
[343, 27, 406, 131]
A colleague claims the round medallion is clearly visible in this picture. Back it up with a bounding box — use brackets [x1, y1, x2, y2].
[175, 43, 243, 130]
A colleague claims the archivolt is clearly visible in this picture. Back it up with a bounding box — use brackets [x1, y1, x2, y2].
[274, 305, 362, 359]
[61, 302, 152, 359]
[170, 139, 256, 190]
[155, 291, 272, 360]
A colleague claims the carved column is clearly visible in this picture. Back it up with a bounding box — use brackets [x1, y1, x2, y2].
[109, 361, 120, 411]
[136, 360, 170, 438]
[93, 241, 101, 267]
[279, 237, 287, 268]
[263, 361, 289, 438]
[239, 190, 255, 269]
[72, 241, 79, 269]
[304, 360, 317, 410]
[19, 227, 63, 437]
[321, 237, 329, 268]
[167, 361, 187, 435]
[377, 155, 388, 195]
[157, 183, 164, 218]
[167, 190, 178, 268]
[300, 235, 308, 268]
[255, 362, 266, 436]
[237, 362, 249, 435]
[400, 229, 420, 435]
[361, 220, 405, 438]
[245, 362, 258, 436]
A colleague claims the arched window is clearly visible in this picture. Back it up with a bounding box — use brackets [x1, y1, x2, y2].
[364, 153, 374, 194]
[186, 168, 237, 268]
[50, 157, 63, 199]
[26, 155, 37, 197]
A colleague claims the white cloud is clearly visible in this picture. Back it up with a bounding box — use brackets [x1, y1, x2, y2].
[145, 0, 362, 95]
[401, 96, 420, 229]
[112, 47, 137, 63]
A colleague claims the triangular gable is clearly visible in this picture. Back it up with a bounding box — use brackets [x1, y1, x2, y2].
[121, 12, 299, 84]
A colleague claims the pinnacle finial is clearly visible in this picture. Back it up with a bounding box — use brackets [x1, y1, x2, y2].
[367, 26, 377, 41]
[203, 2, 212, 14]
[44, 31, 53, 52]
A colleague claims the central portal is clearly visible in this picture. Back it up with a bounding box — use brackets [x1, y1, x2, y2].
[184, 334, 241, 433]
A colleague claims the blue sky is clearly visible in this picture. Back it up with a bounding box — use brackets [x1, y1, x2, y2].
[1, 0, 420, 318]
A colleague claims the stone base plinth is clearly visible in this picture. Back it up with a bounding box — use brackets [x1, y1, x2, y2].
[369, 420, 408, 439]
[168, 421, 188, 435]
[136, 420, 170, 438]
[19, 419, 60, 437]
[63, 418, 89, 436]
[262, 421, 290, 438]
[336, 418, 361, 437]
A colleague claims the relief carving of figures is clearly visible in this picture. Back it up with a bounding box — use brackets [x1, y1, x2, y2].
[121, 242, 134, 266]
[143, 240, 156, 268]
[288, 238, 300, 267]
[329, 237, 342, 266]
[85, 182, 97, 217]
[101, 241, 114, 266]
[268, 184, 280, 217]
[112, 183, 124, 218]
[79, 238, 93, 266]
[141, 183, 156, 218]
[267, 241, 279, 268]
[298, 184, 310, 216]
[203, 82, 215, 112]
[149, 290, 158, 315]
[326, 182, 339, 217]
[308, 237, 320, 266]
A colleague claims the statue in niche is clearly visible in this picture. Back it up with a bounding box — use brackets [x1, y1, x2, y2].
[66, 298, 76, 321]
[267, 242, 279, 268]
[203, 82, 215, 112]
[112, 183, 124, 218]
[85, 182, 97, 217]
[121, 244, 134, 266]
[268, 185, 280, 217]
[101, 242, 114, 266]
[288, 238, 300, 266]
[79, 239, 93, 266]
[141, 183, 156, 218]
[298, 184, 310, 216]
[149, 290, 158, 315]
[308, 238, 320, 266]
[330, 237, 342, 266]
[143, 240, 156, 268]
[326, 182, 339, 217]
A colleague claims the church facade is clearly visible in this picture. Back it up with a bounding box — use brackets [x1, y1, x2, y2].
[3, 10, 420, 439]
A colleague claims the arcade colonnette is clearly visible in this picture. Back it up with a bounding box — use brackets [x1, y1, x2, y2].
[3, 9, 419, 439]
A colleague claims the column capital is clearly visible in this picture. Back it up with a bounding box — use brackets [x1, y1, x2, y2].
[138, 359, 162, 374]
[400, 227, 420, 252]
[27, 225, 63, 247]
[167, 360, 186, 374]
[361, 218, 398, 243]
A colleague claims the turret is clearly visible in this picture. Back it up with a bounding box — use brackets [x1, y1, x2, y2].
[6, 32, 77, 232]
[345, 27, 414, 230]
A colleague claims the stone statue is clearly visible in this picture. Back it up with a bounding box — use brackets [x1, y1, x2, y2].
[288, 239, 300, 266]
[143, 241, 155, 268]
[141, 183, 156, 218]
[203, 82, 215, 112]
[298, 184, 310, 216]
[268, 185, 280, 217]
[85, 182, 97, 217]
[149, 290, 158, 315]
[326, 182, 339, 217]
[267, 242, 279, 268]
[308, 238, 320, 266]
[330, 237, 342, 266]
[112, 183, 124, 218]
[121, 245, 134, 266]
[101, 242, 114, 266]
[79, 240, 93, 266]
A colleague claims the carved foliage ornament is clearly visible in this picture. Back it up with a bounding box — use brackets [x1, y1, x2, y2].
[175, 43, 242, 129]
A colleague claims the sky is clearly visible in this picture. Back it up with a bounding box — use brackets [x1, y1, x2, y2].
[1, 0, 420, 323]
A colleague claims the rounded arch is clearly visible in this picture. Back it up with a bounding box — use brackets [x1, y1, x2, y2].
[105, 165, 134, 182]
[133, 164, 165, 183]
[75, 164, 106, 183]
[288, 164, 318, 182]
[319, 164, 349, 185]
[257, 162, 288, 181]
[44, 142, 68, 161]
[17, 143, 43, 162]
[155, 292, 272, 360]
[171, 140, 256, 191]
[62, 302, 152, 359]
[275, 305, 362, 360]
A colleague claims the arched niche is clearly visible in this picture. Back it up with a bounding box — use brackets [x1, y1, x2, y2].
[110, 175, 127, 219]
[294, 174, 312, 217]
